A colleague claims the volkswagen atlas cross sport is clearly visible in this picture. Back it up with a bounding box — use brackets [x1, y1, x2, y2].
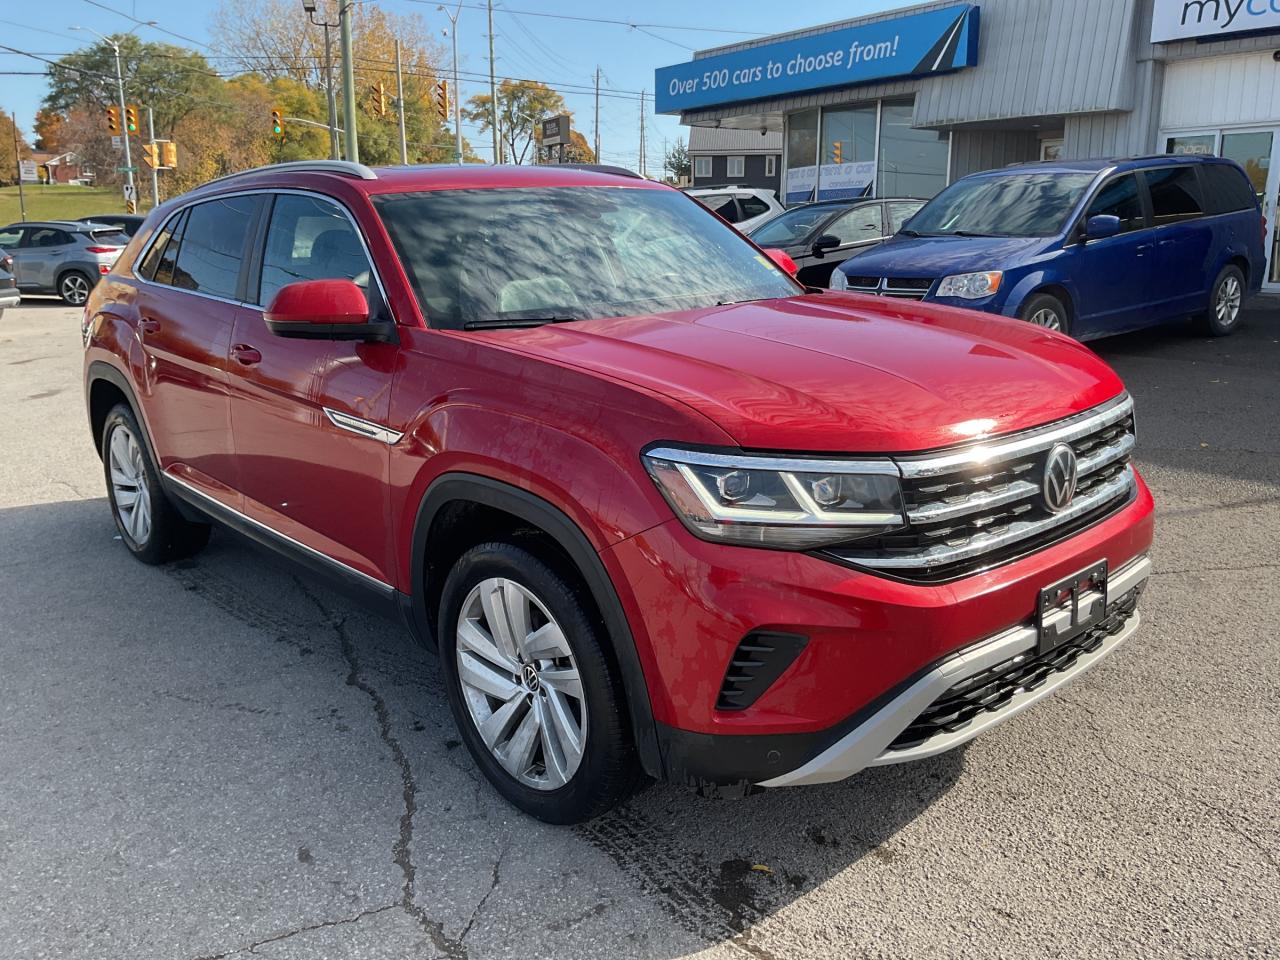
[83, 161, 1154, 824]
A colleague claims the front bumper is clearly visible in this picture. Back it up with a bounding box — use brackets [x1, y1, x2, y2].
[759, 554, 1149, 786]
[0, 287, 19, 311]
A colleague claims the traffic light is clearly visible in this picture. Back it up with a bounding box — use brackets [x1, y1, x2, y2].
[124, 105, 138, 134]
[436, 80, 449, 122]
[162, 141, 178, 168]
[832, 140, 843, 164]
[105, 105, 120, 134]
[371, 81, 387, 117]
[142, 143, 159, 169]
[270, 108, 284, 139]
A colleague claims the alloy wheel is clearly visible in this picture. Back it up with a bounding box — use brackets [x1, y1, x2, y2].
[1215, 275, 1242, 327]
[455, 577, 586, 790]
[61, 273, 90, 305]
[109, 424, 152, 545]
[1028, 308, 1062, 331]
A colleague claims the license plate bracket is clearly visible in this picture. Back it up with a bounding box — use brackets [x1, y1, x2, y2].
[1037, 561, 1108, 655]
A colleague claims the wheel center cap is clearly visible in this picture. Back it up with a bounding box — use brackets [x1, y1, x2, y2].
[522, 663, 540, 692]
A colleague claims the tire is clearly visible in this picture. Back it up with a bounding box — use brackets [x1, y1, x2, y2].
[58, 270, 93, 306]
[102, 403, 211, 565]
[1198, 264, 1245, 337]
[1018, 292, 1070, 335]
[438, 542, 638, 823]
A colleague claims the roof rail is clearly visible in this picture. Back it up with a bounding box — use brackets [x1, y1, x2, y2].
[555, 163, 643, 180]
[200, 159, 379, 188]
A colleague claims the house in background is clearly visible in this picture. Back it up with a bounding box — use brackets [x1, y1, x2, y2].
[688, 127, 782, 195]
[29, 151, 94, 185]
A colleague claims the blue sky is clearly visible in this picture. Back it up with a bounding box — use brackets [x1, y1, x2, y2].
[2, 0, 901, 167]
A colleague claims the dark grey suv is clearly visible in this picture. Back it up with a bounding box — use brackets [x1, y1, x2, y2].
[0, 221, 129, 305]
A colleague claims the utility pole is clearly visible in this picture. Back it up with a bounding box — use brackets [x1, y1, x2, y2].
[146, 105, 159, 208]
[487, 0, 499, 164]
[339, 0, 359, 163]
[395, 39, 408, 164]
[593, 66, 600, 162]
[302, 0, 341, 160]
[11, 112, 26, 221]
[638, 89, 646, 178]
[438, 3, 463, 164]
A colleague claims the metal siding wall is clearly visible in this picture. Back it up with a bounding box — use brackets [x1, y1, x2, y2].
[1160, 51, 1280, 129]
[948, 129, 1040, 178]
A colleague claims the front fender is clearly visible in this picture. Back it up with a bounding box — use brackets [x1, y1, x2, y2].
[999, 268, 1077, 319]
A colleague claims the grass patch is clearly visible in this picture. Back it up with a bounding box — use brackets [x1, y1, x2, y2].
[0, 185, 155, 224]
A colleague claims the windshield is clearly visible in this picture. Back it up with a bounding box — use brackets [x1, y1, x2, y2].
[749, 204, 851, 247]
[373, 186, 801, 330]
[88, 228, 129, 245]
[906, 172, 1096, 238]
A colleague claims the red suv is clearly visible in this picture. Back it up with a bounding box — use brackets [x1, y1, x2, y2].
[83, 161, 1154, 823]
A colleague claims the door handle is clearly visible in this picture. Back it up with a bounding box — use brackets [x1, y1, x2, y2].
[231, 344, 262, 366]
[1136, 243, 1153, 254]
[139, 317, 161, 334]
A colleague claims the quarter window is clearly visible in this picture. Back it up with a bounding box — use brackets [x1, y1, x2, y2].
[171, 196, 257, 298]
[1145, 167, 1204, 225]
[153, 209, 189, 286]
[258, 194, 374, 307]
[738, 195, 770, 219]
[1087, 174, 1145, 233]
[137, 213, 181, 280]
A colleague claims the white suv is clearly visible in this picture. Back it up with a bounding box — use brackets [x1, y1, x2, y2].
[685, 186, 784, 234]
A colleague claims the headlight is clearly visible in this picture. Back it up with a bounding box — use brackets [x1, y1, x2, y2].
[830, 268, 848, 291]
[936, 271, 1002, 299]
[642, 447, 904, 549]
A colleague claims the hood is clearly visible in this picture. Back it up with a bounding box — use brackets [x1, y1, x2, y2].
[477, 295, 1125, 453]
[837, 234, 1048, 279]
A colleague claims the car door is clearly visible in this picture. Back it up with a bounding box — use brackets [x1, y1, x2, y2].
[1143, 165, 1215, 317]
[0, 226, 25, 285]
[132, 196, 259, 507]
[226, 191, 398, 586]
[796, 203, 885, 287]
[1069, 172, 1155, 336]
[17, 227, 75, 291]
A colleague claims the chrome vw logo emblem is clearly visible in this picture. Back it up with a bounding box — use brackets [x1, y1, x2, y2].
[1042, 443, 1078, 513]
[522, 663, 540, 692]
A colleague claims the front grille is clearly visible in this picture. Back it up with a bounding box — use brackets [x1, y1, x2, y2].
[846, 276, 934, 300]
[826, 396, 1138, 582]
[716, 631, 808, 711]
[887, 584, 1144, 751]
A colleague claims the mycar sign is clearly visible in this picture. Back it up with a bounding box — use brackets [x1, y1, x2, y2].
[1152, 0, 1280, 42]
[655, 4, 979, 114]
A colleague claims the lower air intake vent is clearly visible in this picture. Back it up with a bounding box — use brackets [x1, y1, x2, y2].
[716, 631, 808, 711]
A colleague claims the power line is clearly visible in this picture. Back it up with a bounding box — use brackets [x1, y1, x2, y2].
[81, 0, 215, 51]
[402, 1, 768, 37]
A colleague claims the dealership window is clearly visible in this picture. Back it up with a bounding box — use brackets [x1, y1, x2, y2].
[693, 155, 711, 179]
[1164, 134, 1215, 156]
[726, 156, 745, 179]
[765, 155, 776, 177]
[818, 104, 876, 200]
[877, 100, 949, 199]
[784, 109, 819, 204]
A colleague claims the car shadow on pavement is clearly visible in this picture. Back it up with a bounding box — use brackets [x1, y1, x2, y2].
[0, 494, 965, 959]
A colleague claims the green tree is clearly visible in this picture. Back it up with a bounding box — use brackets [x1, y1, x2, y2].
[464, 79, 567, 164]
[664, 139, 690, 183]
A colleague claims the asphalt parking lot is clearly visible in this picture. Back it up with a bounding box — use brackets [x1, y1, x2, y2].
[1, 299, 1277, 960]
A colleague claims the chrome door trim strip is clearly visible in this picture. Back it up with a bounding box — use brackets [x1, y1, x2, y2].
[163, 472, 395, 596]
[323, 407, 404, 445]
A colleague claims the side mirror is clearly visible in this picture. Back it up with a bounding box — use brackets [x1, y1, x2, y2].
[1084, 214, 1121, 241]
[763, 247, 799, 277]
[811, 234, 841, 257]
[264, 278, 386, 341]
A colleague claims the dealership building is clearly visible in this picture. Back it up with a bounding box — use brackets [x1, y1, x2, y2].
[657, 0, 1280, 283]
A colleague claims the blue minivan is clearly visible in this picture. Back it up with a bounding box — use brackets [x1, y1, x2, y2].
[830, 156, 1264, 340]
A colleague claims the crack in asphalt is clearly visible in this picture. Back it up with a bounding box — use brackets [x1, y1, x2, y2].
[460, 844, 507, 944]
[1059, 693, 1280, 874]
[1152, 561, 1280, 577]
[190, 903, 399, 959]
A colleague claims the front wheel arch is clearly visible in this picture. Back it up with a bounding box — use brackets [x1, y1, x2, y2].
[409, 473, 662, 778]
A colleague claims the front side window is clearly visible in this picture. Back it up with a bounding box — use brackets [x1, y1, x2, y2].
[693, 156, 711, 179]
[172, 196, 257, 298]
[0, 228, 22, 249]
[1086, 174, 1145, 233]
[727, 156, 745, 179]
[907, 173, 1095, 238]
[749, 203, 852, 246]
[826, 204, 883, 245]
[258, 194, 373, 307]
[887, 200, 923, 233]
[1145, 166, 1204, 225]
[373, 186, 801, 331]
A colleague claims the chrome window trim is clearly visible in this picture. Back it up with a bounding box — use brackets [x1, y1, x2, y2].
[131, 187, 396, 322]
[897, 394, 1133, 479]
[165, 472, 395, 595]
[323, 407, 404, 446]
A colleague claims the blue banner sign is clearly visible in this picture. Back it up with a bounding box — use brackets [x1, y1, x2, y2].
[655, 5, 979, 114]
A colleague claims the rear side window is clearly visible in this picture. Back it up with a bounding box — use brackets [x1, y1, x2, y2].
[699, 194, 742, 223]
[171, 196, 257, 299]
[1145, 167, 1204, 225]
[28, 228, 73, 247]
[739, 196, 771, 219]
[1200, 164, 1258, 215]
[257, 194, 374, 307]
[1087, 174, 1145, 233]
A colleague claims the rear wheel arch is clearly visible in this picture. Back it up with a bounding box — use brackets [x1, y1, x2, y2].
[409, 472, 662, 777]
[86, 361, 157, 465]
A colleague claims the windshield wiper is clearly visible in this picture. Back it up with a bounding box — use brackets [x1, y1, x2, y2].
[463, 316, 578, 330]
[899, 228, 924, 237]
[949, 230, 1001, 238]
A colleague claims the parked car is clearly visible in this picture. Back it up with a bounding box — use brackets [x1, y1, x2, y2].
[0, 256, 19, 318]
[84, 160, 1153, 823]
[747, 197, 925, 287]
[831, 155, 1263, 340]
[685, 185, 784, 233]
[0, 220, 130, 305]
[78, 214, 146, 237]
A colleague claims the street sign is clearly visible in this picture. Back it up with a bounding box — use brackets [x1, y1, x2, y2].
[19, 160, 37, 183]
[116, 165, 138, 173]
[541, 114, 570, 147]
[123, 183, 137, 202]
[111, 135, 122, 150]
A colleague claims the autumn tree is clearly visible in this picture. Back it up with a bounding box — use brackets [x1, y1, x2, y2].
[33, 110, 67, 153]
[0, 109, 32, 187]
[464, 79, 569, 164]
